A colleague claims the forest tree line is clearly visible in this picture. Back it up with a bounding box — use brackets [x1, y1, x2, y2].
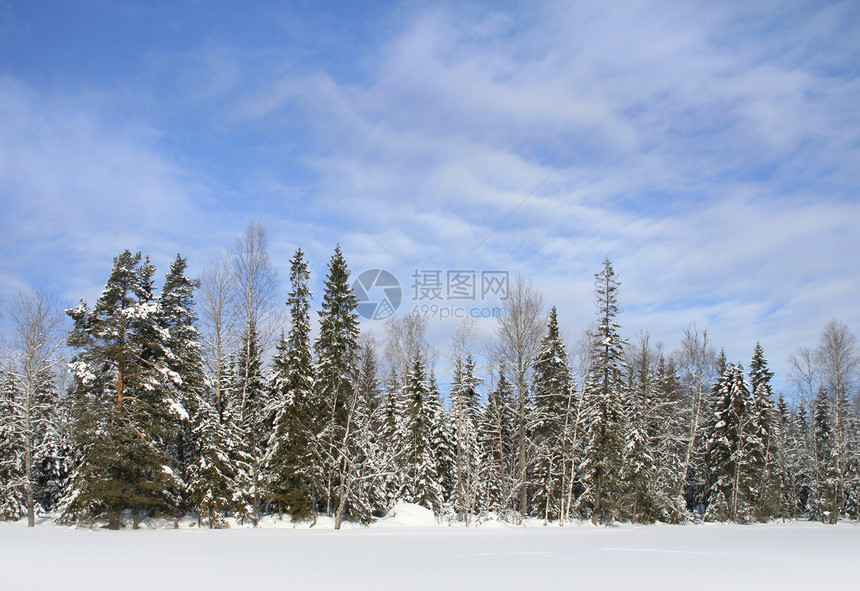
[1, 221, 858, 529]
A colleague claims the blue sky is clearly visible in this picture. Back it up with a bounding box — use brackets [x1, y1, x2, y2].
[1, 0, 859, 394]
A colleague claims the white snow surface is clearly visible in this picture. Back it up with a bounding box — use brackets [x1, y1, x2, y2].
[374, 501, 438, 527]
[1, 514, 857, 590]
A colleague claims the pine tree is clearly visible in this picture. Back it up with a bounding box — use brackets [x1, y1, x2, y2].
[61, 250, 181, 528]
[578, 259, 628, 525]
[314, 245, 360, 516]
[530, 307, 572, 521]
[264, 249, 318, 521]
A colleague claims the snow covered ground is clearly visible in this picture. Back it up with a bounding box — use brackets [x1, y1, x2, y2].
[1, 507, 857, 590]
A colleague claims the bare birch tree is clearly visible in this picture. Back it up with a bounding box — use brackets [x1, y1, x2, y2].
[493, 275, 544, 516]
[3, 289, 66, 527]
[198, 249, 239, 422]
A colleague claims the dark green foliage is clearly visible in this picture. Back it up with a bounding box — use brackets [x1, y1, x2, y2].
[61, 250, 181, 528]
[314, 245, 360, 515]
[705, 362, 753, 522]
[264, 249, 319, 521]
[531, 307, 573, 521]
[579, 260, 628, 525]
[478, 370, 517, 514]
[399, 353, 442, 511]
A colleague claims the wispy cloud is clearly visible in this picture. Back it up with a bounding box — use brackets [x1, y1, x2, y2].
[1, 0, 857, 391]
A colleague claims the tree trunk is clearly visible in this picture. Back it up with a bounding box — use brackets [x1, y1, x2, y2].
[24, 384, 35, 527]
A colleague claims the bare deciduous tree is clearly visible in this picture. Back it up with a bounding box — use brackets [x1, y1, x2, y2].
[493, 275, 544, 516]
[677, 324, 716, 501]
[4, 289, 66, 527]
[199, 249, 239, 421]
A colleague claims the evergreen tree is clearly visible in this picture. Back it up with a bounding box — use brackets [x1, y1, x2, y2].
[812, 388, 840, 523]
[449, 355, 482, 520]
[578, 259, 628, 525]
[379, 372, 405, 509]
[428, 371, 456, 507]
[60, 250, 181, 529]
[187, 401, 254, 527]
[478, 370, 518, 515]
[159, 254, 207, 511]
[233, 320, 266, 523]
[0, 374, 27, 520]
[747, 343, 779, 520]
[651, 356, 689, 522]
[773, 394, 797, 520]
[790, 405, 814, 516]
[264, 249, 318, 521]
[399, 353, 442, 511]
[706, 362, 753, 522]
[314, 245, 360, 516]
[621, 345, 659, 523]
[530, 307, 573, 521]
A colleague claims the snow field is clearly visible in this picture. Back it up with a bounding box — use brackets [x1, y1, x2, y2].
[1, 518, 857, 590]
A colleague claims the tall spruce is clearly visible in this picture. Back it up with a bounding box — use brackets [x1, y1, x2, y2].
[706, 362, 754, 522]
[478, 370, 517, 514]
[579, 259, 628, 525]
[812, 388, 840, 523]
[314, 245, 360, 516]
[159, 254, 206, 510]
[531, 307, 573, 521]
[748, 343, 779, 520]
[399, 352, 442, 511]
[233, 319, 266, 523]
[449, 355, 482, 520]
[264, 249, 318, 520]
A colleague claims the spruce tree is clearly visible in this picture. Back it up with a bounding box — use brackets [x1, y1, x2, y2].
[0, 374, 27, 520]
[705, 362, 753, 522]
[187, 400, 254, 527]
[449, 355, 482, 520]
[314, 245, 360, 516]
[531, 307, 572, 521]
[233, 320, 266, 523]
[621, 345, 659, 523]
[264, 249, 318, 521]
[812, 388, 839, 523]
[748, 343, 779, 520]
[774, 394, 797, 519]
[651, 356, 689, 522]
[399, 352, 442, 511]
[159, 254, 206, 511]
[428, 371, 456, 507]
[478, 370, 517, 515]
[578, 259, 628, 525]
